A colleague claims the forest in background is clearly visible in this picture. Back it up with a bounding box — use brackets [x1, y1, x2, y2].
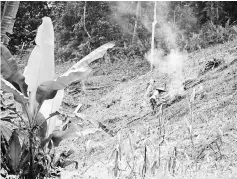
[1, 1, 237, 61]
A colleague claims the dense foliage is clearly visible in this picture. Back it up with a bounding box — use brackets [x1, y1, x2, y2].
[1, 1, 51, 53]
[2, 1, 237, 59]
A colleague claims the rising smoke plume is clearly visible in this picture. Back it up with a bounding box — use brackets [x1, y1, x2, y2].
[110, 1, 192, 97]
[144, 2, 187, 97]
[145, 48, 187, 97]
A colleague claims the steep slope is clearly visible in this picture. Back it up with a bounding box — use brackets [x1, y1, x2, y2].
[57, 40, 237, 179]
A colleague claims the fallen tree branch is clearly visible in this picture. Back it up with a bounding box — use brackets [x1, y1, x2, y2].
[68, 85, 113, 94]
[86, 85, 112, 90]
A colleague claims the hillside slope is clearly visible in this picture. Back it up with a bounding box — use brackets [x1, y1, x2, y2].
[57, 40, 237, 179]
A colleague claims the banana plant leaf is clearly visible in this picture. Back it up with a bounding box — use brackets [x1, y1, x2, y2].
[1, 44, 28, 96]
[35, 42, 115, 104]
[9, 130, 21, 173]
[1, 78, 28, 105]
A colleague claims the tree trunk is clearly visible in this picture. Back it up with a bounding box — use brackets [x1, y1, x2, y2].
[1, 1, 20, 45]
[132, 2, 140, 44]
[150, 1, 157, 71]
[83, 1, 91, 52]
[84, 1, 91, 39]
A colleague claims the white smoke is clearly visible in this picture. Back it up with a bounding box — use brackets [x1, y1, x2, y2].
[145, 2, 186, 97]
[145, 49, 165, 68]
[110, 2, 188, 97]
[166, 50, 186, 97]
[145, 49, 186, 97]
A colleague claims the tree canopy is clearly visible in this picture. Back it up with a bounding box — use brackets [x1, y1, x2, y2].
[1, 1, 237, 58]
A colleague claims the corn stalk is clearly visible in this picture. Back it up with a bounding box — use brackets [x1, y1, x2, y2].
[150, 1, 157, 71]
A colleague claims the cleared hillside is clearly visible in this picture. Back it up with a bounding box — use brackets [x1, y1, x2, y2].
[56, 39, 237, 179]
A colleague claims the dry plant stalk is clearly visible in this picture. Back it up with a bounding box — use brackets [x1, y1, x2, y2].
[158, 104, 164, 168]
[187, 88, 196, 149]
[114, 149, 119, 177]
[111, 132, 122, 177]
[128, 132, 135, 173]
[189, 88, 196, 123]
[168, 147, 177, 175]
[185, 115, 195, 150]
[171, 147, 177, 174]
[158, 104, 165, 136]
[142, 145, 148, 177]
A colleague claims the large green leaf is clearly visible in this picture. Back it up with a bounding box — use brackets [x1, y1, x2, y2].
[57, 65, 92, 88]
[20, 17, 64, 140]
[23, 17, 54, 94]
[0, 124, 12, 142]
[35, 42, 114, 104]
[1, 1, 20, 45]
[35, 65, 91, 104]
[69, 42, 115, 69]
[35, 81, 65, 104]
[1, 44, 28, 96]
[9, 130, 21, 173]
[35, 112, 47, 139]
[1, 78, 28, 105]
[60, 42, 115, 84]
[34, 42, 114, 140]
